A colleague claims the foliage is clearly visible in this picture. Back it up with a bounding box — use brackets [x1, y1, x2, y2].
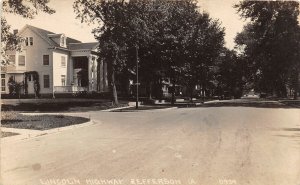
[7, 76, 23, 98]
[215, 49, 245, 98]
[234, 1, 300, 98]
[74, 0, 225, 103]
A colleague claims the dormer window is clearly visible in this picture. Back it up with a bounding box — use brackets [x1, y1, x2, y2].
[60, 35, 66, 47]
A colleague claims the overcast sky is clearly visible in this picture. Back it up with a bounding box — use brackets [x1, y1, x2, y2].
[5, 0, 246, 49]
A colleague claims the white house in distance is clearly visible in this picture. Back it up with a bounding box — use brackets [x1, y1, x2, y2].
[1, 25, 109, 97]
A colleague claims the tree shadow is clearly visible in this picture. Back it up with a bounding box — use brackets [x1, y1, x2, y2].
[194, 102, 299, 109]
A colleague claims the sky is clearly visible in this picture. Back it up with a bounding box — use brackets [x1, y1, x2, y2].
[4, 0, 247, 49]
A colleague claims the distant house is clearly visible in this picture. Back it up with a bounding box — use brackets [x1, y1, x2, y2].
[1, 25, 109, 97]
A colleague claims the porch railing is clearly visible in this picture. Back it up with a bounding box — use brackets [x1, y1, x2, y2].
[54, 86, 88, 93]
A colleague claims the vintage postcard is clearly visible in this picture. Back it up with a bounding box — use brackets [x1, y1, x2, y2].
[1, 0, 300, 185]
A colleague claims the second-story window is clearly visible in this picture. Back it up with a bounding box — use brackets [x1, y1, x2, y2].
[9, 55, 15, 64]
[18, 55, 25, 66]
[29, 37, 33, 45]
[61, 56, 66, 67]
[43, 55, 49, 65]
[25, 37, 33, 46]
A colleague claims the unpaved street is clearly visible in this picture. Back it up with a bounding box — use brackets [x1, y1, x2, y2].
[1, 106, 300, 185]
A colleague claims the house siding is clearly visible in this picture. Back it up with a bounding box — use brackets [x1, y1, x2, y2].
[52, 50, 69, 87]
[20, 27, 54, 94]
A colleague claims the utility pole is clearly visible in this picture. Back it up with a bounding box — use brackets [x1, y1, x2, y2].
[136, 45, 139, 109]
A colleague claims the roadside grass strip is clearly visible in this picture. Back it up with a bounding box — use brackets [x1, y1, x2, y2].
[1, 111, 90, 130]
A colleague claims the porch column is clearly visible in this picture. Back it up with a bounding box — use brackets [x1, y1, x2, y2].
[99, 60, 104, 92]
[88, 55, 96, 92]
[88, 56, 91, 91]
[68, 57, 74, 85]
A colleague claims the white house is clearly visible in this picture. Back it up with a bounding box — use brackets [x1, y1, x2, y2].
[1, 25, 109, 97]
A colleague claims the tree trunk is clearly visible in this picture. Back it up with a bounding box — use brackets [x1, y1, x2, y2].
[111, 69, 119, 105]
[171, 79, 175, 105]
[108, 57, 119, 106]
[294, 71, 299, 100]
[190, 85, 193, 103]
[149, 81, 152, 99]
[201, 83, 205, 102]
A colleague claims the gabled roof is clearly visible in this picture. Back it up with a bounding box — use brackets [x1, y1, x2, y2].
[68, 42, 99, 51]
[18, 25, 82, 47]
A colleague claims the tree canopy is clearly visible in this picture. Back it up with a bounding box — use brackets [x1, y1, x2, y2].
[74, 0, 225, 104]
[234, 1, 300, 97]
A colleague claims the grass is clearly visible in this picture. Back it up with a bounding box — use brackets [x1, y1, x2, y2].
[1, 131, 19, 137]
[279, 100, 300, 108]
[196, 99, 299, 108]
[1, 99, 129, 112]
[1, 111, 90, 130]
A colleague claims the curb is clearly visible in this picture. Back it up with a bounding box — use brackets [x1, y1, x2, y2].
[101, 105, 135, 112]
[108, 106, 178, 112]
[1, 120, 99, 143]
[141, 107, 178, 112]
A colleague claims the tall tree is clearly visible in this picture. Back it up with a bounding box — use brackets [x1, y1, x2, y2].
[74, 0, 225, 104]
[234, 1, 300, 98]
[182, 12, 224, 101]
[216, 49, 245, 98]
[1, 0, 55, 64]
[74, 0, 154, 105]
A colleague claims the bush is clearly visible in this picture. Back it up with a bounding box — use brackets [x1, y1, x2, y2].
[7, 76, 23, 98]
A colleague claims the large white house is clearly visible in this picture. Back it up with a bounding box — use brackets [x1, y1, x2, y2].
[1, 25, 109, 97]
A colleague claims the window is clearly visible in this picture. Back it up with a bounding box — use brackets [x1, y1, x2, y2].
[29, 37, 33, 45]
[43, 55, 49, 65]
[61, 56, 66, 67]
[61, 75, 66, 86]
[43, 75, 50, 88]
[25, 38, 28, 46]
[25, 37, 33, 46]
[18, 55, 25, 66]
[9, 55, 15, 64]
[1, 74, 5, 92]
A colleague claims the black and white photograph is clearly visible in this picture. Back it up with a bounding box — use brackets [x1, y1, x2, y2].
[1, 0, 300, 185]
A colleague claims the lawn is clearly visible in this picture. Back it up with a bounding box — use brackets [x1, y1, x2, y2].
[1, 111, 90, 130]
[1, 99, 129, 112]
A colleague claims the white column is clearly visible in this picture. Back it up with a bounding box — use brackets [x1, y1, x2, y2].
[69, 57, 74, 85]
[88, 55, 92, 91]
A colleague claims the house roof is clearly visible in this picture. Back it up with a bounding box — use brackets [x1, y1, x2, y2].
[20, 25, 82, 47]
[68, 42, 99, 51]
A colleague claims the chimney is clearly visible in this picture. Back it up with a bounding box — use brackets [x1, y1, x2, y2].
[13, 29, 18, 35]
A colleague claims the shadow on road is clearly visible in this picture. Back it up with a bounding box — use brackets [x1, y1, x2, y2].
[194, 100, 300, 109]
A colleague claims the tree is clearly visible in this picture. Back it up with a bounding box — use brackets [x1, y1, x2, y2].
[73, 0, 170, 105]
[216, 49, 245, 98]
[1, 0, 55, 65]
[234, 1, 300, 98]
[182, 12, 225, 101]
[74, 0, 155, 105]
[74, 0, 225, 105]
